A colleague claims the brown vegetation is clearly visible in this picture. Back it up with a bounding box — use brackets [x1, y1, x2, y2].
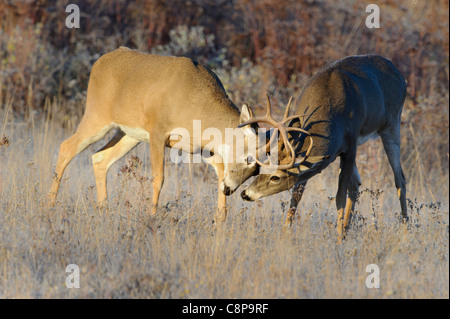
[0, 0, 448, 170]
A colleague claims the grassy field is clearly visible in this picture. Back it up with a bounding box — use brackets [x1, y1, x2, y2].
[0, 101, 447, 298]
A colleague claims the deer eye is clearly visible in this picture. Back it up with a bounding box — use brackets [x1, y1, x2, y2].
[269, 175, 281, 184]
[246, 155, 255, 165]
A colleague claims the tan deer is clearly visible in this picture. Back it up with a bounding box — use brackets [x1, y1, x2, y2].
[47, 47, 260, 221]
[240, 55, 408, 239]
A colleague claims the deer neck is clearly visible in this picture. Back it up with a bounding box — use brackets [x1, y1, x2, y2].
[188, 102, 242, 159]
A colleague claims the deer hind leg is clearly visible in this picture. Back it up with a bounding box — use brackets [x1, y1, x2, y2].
[336, 150, 357, 241]
[91, 130, 140, 206]
[48, 120, 114, 206]
[379, 126, 408, 221]
[149, 133, 166, 216]
[284, 181, 307, 227]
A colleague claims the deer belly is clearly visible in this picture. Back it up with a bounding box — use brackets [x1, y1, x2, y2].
[116, 124, 150, 141]
[357, 131, 379, 145]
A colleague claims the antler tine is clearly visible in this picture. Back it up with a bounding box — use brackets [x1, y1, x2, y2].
[237, 94, 277, 128]
[305, 135, 313, 157]
[281, 114, 308, 125]
[237, 117, 263, 127]
[282, 96, 293, 120]
[277, 128, 296, 170]
[249, 126, 297, 170]
[265, 93, 273, 118]
[286, 127, 310, 135]
[254, 156, 273, 167]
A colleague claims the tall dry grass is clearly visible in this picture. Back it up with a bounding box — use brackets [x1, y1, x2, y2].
[0, 102, 448, 298]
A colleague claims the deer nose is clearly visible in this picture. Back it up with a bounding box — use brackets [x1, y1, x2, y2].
[223, 185, 232, 195]
[241, 190, 251, 201]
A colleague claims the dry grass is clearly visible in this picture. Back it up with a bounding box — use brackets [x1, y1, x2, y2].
[0, 103, 447, 299]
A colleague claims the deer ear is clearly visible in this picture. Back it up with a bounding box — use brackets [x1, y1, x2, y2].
[240, 104, 254, 124]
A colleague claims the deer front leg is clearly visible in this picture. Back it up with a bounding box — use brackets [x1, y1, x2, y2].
[284, 181, 307, 227]
[336, 150, 357, 242]
[216, 163, 227, 223]
[149, 134, 166, 216]
[205, 155, 227, 223]
[342, 165, 361, 232]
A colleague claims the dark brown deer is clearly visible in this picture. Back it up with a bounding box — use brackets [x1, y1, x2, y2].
[240, 55, 408, 239]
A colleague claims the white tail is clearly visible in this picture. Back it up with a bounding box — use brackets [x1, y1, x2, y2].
[240, 55, 408, 239]
[48, 47, 260, 221]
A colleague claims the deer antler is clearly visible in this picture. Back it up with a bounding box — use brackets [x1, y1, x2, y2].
[238, 94, 312, 170]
